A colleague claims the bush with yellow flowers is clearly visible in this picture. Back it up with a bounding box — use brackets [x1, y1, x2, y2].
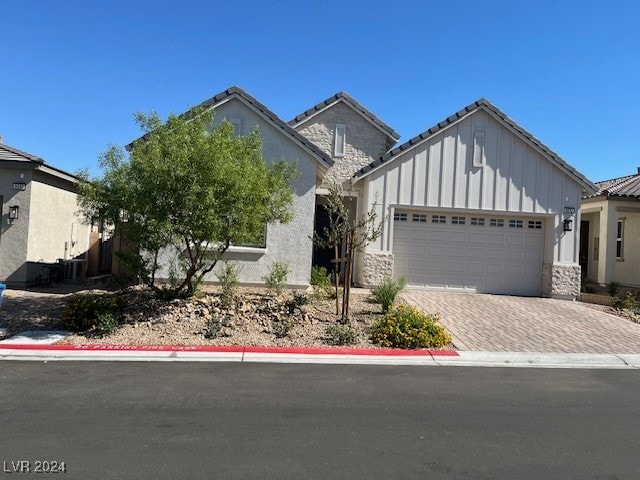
[370, 304, 451, 349]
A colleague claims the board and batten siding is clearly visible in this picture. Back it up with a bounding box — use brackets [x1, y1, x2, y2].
[364, 109, 582, 264]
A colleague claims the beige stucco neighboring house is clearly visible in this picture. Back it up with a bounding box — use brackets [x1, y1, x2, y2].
[0, 143, 91, 286]
[580, 169, 640, 287]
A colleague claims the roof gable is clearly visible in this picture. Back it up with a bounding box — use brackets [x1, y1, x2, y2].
[0, 143, 77, 182]
[289, 92, 400, 142]
[353, 98, 597, 194]
[127, 86, 333, 170]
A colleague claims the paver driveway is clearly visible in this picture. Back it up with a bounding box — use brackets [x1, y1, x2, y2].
[401, 291, 640, 353]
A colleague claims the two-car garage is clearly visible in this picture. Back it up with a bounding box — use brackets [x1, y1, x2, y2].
[392, 210, 545, 296]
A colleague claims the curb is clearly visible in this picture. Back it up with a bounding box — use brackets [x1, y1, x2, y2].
[0, 344, 456, 365]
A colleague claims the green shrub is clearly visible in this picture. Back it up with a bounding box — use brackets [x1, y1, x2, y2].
[217, 262, 239, 309]
[370, 305, 451, 349]
[61, 293, 125, 332]
[325, 323, 359, 346]
[310, 266, 332, 299]
[204, 315, 224, 339]
[94, 312, 120, 336]
[612, 293, 640, 312]
[264, 262, 290, 295]
[606, 281, 620, 297]
[272, 317, 294, 338]
[372, 276, 406, 312]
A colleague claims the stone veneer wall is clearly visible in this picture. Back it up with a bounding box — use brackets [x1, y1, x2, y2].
[294, 102, 390, 184]
[360, 252, 394, 287]
[542, 264, 581, 299]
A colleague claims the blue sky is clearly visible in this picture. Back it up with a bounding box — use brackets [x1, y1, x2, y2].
[2, 0, 639, 181]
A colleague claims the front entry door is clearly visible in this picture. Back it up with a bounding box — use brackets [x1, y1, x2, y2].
[579, 220, 589, 282]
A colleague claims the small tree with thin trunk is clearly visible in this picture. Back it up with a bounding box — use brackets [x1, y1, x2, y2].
[314, 181, 384, 322]
[78, 106, 297, 299]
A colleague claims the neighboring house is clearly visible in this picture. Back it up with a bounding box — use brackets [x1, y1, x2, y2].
[145, 87, 597, 299]
[0, 143, 91, 286]
[580, 169, 640, 287]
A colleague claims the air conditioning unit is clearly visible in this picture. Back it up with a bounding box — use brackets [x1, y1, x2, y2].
[63, 259, 86, 283]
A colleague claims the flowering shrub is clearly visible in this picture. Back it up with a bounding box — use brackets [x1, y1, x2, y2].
[370, 305, 451, 349]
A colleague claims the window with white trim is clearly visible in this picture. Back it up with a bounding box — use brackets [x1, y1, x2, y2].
[509, 219, 523, 228]
[616, 219, 624, 259]
[489, 218, 504, 227]
[528, 220, 542, 229]
[394, 212, 407, 222]
[334, 123, 346, 157]
[451, 216, 466, 225]
[432, 215, 446, 224]
[470, 217, 485, 226]
[412, 214, 427, 223]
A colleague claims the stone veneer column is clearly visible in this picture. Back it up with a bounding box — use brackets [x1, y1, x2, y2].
[542, 263, 581, 299]
[361, 252, 394, 287]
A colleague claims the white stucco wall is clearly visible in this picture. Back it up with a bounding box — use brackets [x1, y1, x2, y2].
[155, 96, 318, 287]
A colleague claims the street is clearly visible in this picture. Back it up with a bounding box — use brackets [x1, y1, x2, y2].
[0, 361, 638, 479]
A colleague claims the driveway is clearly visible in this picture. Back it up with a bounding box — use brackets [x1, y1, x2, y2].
[401, 291, 640, 354]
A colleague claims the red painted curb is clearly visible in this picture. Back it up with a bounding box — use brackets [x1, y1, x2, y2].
[0, 343, 458, 356]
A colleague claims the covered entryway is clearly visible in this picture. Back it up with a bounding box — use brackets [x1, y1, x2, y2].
[392, 211, 545, 295]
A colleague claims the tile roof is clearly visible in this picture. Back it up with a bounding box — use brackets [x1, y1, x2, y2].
[353, 98, 597, 194]
[591, 171, 640, 198]
[0, 143, 44, 163]
[127, 86, 333, 169]
[288, 92, 401, 141]
[0, 143, 78, 181]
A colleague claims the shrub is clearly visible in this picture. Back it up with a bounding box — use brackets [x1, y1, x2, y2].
[264, 262, 290, 295]
[204, 315, 224, 339]
[217, 262, 239, 309]
[370, 305, 451, 349]
[612, 293, 640, 312]
[372, 276, 406, 312]
[94, 312, 120, 336]
[325, 323, 359, 346]
[272, 317, 294, 338]
[606, 282, 620, 297]
[291, 291, 308, 307]
[61, 293, 125, 332]
[310, 266, 332, 299]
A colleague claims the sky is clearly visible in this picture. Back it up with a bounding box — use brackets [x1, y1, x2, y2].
[1, 0, 639, 182]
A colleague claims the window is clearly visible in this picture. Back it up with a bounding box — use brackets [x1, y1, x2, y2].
[394, 212, 407, 222]
[451, 216, 466, 225]
[334, 123, 346, 157]
[235, 226, 267, 248]
[616, 219, 624, 259]
[432, 215, 446, 224]
[473, 131, 485, 167]
[509, 219, 523, 228]
[528, 220, 542, 229]
[490, 218, 504, 227]
[226, 116, 242, 136]
[470, 217, 485, 226]
[412, 214, 427, 223]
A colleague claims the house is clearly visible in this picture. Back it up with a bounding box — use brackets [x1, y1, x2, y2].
[147, 87, 596, 299]
[0, 143, 91, 286]
[580, 169, 640, 287]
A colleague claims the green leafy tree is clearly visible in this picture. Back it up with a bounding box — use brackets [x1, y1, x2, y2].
[78, 106, 297, 298]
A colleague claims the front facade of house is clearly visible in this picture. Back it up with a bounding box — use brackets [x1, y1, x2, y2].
[151, 87, 595, 298]
[0, 144, 91, 286]
[580, 170, 640, 287]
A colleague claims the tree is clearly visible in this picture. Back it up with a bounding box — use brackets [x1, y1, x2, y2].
[314, 182, 384, 322]
[78, 106, 297, 298]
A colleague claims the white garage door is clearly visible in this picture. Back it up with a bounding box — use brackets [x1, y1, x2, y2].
[392, 211, 544, 296]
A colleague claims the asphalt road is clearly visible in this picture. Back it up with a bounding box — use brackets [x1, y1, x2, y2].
[0, 362, 638, 480]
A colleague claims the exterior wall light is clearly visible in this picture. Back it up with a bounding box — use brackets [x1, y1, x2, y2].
[563, 218, 573, 231]
[9, 206, 19, 220]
